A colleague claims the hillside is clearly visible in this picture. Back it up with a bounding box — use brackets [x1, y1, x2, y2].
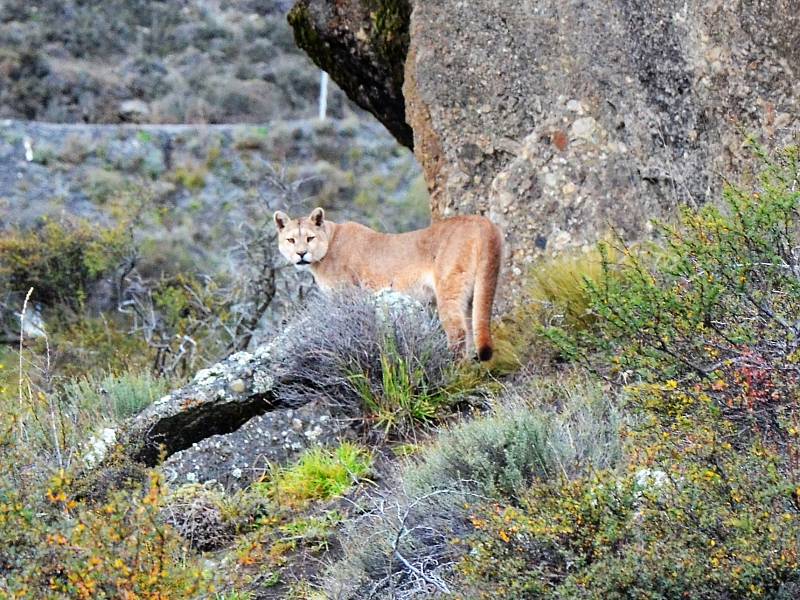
[0, 0, 349, 123]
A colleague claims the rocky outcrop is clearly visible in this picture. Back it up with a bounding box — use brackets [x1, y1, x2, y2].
[163, 399, 352, 490]
[99, 341, 355, 493]
[121, 347, 278, 465]
[288, 0, 414, 148]
[289, 0, 799, 303]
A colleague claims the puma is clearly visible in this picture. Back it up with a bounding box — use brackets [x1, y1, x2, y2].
[274, 207, 503, 361]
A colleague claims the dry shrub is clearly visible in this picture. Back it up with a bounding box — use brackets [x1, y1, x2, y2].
[272, 290, 462, 437]
[324, 375, 623, 599]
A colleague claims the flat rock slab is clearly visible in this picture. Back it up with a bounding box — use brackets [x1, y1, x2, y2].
[162, 400, 353, 491]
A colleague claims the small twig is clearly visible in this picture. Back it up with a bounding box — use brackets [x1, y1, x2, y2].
[18, 287, 33, 409]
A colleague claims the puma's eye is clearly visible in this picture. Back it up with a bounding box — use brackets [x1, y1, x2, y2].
[287, 238, 295, 244]
[307, 236, 315, 242]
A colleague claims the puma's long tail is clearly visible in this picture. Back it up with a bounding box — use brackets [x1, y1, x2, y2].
[472, 223, 503, 361]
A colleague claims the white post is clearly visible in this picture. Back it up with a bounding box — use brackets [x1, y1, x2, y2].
[318, 71, 328, 121]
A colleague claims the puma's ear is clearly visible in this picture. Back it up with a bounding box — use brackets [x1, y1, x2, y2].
[274, 210, 289, 230]
[309, 206, 325, 227]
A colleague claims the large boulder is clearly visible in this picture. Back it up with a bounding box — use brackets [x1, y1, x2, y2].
[289, 0, 799, 303]
[162, 400, 352, 491]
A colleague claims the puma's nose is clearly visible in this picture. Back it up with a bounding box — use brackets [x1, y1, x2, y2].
[296, 250, 305, 256]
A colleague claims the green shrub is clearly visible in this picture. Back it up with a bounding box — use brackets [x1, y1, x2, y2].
[61, 370, 169, 421]
[0, 218, 132, 309]
[548, 145, 800, 441]
[460, 433, 800, 599]
[49, 315, 156, 378]
[170, 165, 207, 191]
[405, 376, 622, 501]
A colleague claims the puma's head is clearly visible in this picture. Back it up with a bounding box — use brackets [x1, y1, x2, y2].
[274, 207, 330, 269]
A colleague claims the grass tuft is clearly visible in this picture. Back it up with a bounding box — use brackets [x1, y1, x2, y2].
[269, 443, 371, 508]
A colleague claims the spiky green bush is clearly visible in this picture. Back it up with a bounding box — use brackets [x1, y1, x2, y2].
[273, 290, 469, 438]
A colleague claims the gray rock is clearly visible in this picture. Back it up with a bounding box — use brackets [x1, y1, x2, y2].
[118, 99, 151, 122]
[162, 400, 353, 491]
[120, 346, 278, 465]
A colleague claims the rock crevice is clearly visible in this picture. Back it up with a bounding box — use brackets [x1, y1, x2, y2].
[122, 348, 278, 466]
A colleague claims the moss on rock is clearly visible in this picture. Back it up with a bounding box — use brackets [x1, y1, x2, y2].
[287, 0, 413, 149]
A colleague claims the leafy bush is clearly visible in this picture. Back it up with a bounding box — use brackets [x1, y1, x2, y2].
[460, 419, 800, 599]
[548, 146, 800, 442]
[49, 315, 156, 378]
[0, 218, 131, 309]
[0, 471, 214, 598]
[273, 290, 466, 438]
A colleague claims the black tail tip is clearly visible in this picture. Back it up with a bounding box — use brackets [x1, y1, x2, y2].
[477, 345, 493, 362]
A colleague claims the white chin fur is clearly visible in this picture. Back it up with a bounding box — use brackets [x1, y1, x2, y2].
[295, 263, 311, 271]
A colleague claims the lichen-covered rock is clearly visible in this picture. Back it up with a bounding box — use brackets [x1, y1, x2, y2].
[162, 400, 353, 491]
[120, 346, 278, 465]
[290, 0, 800, 307]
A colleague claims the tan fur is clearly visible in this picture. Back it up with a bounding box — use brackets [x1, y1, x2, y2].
[274, 207, 503, 361]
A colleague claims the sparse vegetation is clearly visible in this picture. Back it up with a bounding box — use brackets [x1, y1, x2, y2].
[273, 290, 470, 438]
[0, 0, 352, 124]
[323, 374, 622, 598]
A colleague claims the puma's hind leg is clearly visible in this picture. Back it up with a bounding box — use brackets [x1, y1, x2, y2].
[434, 276, 471, 358]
